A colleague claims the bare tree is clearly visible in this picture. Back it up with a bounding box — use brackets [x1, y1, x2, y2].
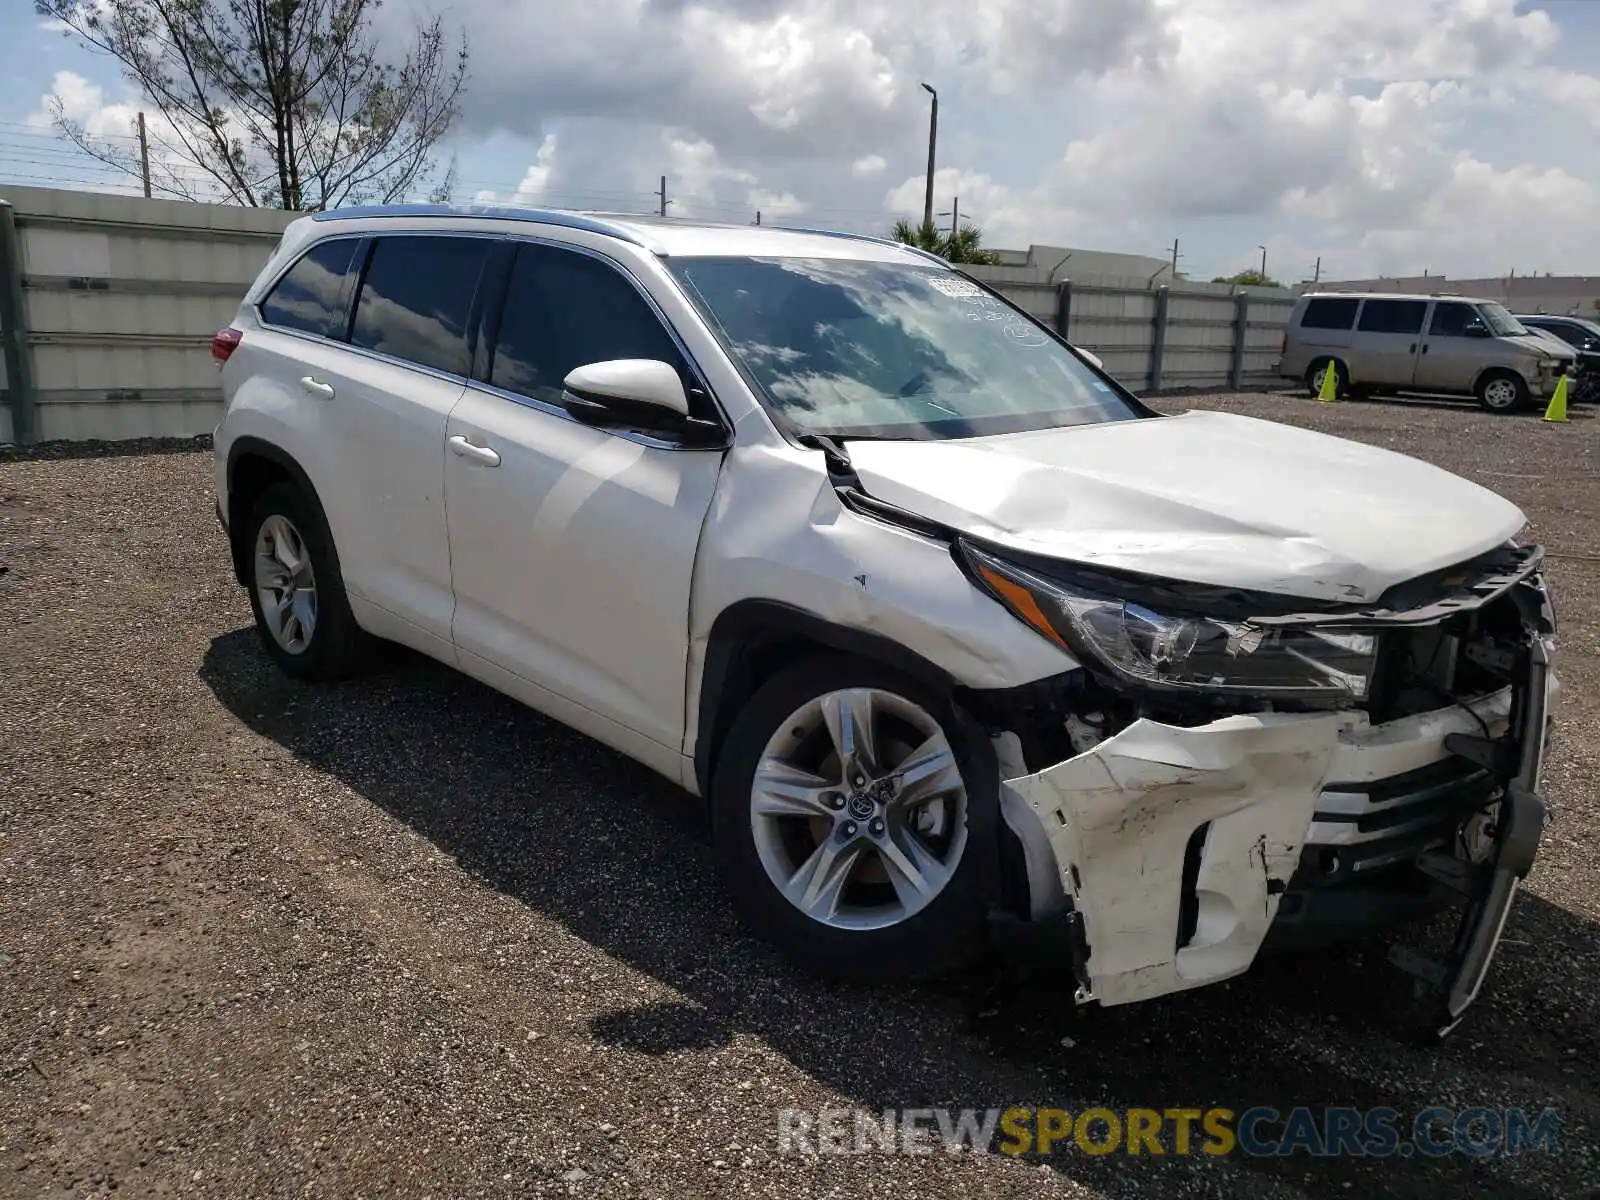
[35, 0, 469, 210]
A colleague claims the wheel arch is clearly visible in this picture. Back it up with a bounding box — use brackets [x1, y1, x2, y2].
[1307, 354, 1351, 386]
[1471, 363, 1527, 393]
[225, 437, 332, 587]
[693, 599, 958, 799]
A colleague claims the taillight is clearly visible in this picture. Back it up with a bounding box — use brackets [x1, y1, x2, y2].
[1280, 332, 1287, 354]
[212, 326, 243, 364]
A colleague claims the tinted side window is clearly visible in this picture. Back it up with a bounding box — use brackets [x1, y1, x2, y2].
[1536, 321, 1584, 347]
[1357, 299, 1427, 335]
[351, 236, 488, 376]
[491, 244, 685, 406]
[259, 239, 360, 339]
[1299, 297, 1358, 330]
[1428, 303, 1484, 337]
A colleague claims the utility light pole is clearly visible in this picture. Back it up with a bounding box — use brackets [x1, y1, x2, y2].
[136, 112, 151, 199]
[1258, 244, 1268, 279]
[656, 175, 668, 217]
[940, 197, 959, 238]
[921, 82, 937, 230]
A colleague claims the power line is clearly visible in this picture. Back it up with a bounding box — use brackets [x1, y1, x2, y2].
[0, 134, 911, 229]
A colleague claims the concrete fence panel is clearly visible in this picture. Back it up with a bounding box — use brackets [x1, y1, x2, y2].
[0, 185, 1302, 444]
[0, 185, 294, 444]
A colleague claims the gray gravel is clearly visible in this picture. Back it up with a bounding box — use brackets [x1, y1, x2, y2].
[0, 390, 1596, 1199]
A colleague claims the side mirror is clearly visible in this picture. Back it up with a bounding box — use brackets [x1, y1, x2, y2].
[560, 359, 726, 446]
[1077, 347, 1105, 371]
[563, 359, 687, 419]
[1464, 325, 1490, 338]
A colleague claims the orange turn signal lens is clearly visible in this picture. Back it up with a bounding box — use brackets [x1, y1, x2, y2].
[975, 562, 1071, 651]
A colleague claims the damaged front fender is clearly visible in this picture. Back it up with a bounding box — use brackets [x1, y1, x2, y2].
[1002, 711, 1345, 1007]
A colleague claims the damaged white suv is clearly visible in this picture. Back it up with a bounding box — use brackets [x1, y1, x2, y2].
[213, 207, 1557, 1036]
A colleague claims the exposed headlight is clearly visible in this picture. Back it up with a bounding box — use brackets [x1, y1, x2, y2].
[962, 543, 1377, 699]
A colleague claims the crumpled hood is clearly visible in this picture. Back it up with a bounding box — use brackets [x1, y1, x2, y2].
[845, 410, 1526, 603]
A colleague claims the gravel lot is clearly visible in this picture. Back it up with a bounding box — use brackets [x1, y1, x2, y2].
[1, 390, 1596, 1200]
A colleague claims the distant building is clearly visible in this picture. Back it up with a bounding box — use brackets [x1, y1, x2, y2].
[1301, 273, 1600, 316]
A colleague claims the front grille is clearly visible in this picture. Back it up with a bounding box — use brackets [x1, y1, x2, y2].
[1297, 756, 1501, 883]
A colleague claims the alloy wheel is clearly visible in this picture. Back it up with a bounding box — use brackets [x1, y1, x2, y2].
[254, 513, 318, 654]
[748, 688, 968, 931]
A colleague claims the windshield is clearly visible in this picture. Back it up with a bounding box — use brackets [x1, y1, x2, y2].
[665, 256, 1141, 440]
[1477, 302, 1527, 336]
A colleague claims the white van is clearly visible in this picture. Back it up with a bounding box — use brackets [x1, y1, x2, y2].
[1279, 292, 1574, 412]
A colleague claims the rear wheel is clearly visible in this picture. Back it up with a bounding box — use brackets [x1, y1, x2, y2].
[711, 658, 996, 983]
[244, 481, 370, 679]
[1475, 370, 1529, 413]
[1306, 358, 1347, 399]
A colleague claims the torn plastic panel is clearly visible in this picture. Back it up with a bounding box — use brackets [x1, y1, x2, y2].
[996, 649, 1554, 1026]
[1001, 710, 1344, 1006]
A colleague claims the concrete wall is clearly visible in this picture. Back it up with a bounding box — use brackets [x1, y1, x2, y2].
[987, 242, 1176, 283]
[0, 185, 1298, 445]
[0, 185, 295, 444]
[965, 262, 1296, 392]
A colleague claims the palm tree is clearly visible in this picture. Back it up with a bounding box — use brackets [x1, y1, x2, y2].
[890, 218, 1000, 265]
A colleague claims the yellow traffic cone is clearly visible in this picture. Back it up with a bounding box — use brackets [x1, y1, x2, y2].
[1543, 374, 1570, 423]
[1316, 361, 1340, 403]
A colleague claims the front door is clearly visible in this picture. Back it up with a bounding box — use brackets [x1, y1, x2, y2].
[1415, 300, 1495, 393]
[444, 241, 724, 761]
[1352, 297, 1427, 389]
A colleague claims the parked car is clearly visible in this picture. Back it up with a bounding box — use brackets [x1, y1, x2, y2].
[1279, 291, 1574, 411]
[1514, 312, 1600, 401]
[213, 208, 1558, 1036]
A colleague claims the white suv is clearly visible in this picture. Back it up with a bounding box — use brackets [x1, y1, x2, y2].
[213, 206, 1557, 1035]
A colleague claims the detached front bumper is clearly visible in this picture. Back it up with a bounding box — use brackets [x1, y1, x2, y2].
[998, 641, 1555, 1030]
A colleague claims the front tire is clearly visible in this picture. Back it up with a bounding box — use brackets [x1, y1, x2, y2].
[1476, 369, 1529, 413]
[711, 658, 997, 983]
[243, 481, 370, 680]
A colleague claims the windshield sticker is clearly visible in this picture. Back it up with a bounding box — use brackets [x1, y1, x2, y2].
[1003, 322, 1050, 348]
[926, 276, 987, 299]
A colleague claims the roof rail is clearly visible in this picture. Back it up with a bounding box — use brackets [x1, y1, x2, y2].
[308, 203, 648, 247]
[773, 224, 949, 267]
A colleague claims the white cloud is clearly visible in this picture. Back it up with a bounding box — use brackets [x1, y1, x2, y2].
[16, 0, 1600, 280]
[473, 135, 559, 205]
[32, 69, 135, 137]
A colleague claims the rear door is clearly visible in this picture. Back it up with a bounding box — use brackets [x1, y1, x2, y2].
[1415, 300, 1492, 392]
[320, 233, 491, 649]
[1352, 298, 1427, 388]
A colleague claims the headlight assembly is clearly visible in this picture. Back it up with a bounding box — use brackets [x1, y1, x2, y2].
[961, 542, 1377, 700]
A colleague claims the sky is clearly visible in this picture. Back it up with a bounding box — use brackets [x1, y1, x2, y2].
[3, 0, 1600, 283]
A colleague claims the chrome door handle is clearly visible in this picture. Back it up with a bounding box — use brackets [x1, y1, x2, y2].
[299, 376, 335, 400]
[448, 434, 501, 467]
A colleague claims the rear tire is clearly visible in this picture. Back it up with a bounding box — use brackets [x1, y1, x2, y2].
[710, 657, 997, 984]
[243, 481, 371, 680]
[1306, 358, 1348, 399]
[1475, 369, 1529, 413]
